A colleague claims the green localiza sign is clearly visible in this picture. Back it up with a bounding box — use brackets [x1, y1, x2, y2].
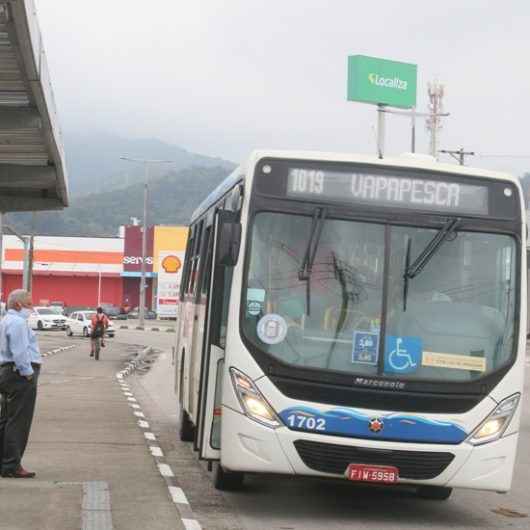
[347, 55, 417, 108]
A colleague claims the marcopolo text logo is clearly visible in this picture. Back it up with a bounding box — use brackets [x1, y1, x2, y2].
[368, 73, 408, 91]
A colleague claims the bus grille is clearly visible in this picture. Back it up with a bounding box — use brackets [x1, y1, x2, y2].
[294, 440, 455, 480]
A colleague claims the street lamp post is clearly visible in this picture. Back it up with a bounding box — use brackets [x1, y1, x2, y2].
[120, 157, 172, 328]
[97, 264, 102, 307]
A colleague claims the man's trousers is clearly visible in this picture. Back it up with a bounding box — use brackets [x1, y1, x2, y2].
[0, 364, 40, 473]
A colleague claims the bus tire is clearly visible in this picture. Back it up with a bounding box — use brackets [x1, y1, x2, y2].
[417, 486, 452, 500]
[179, 408, 195, 442]
[213, 463, 244, 491]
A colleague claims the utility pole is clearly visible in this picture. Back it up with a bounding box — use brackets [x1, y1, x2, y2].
[27, 212, 36, 292]
[120, 157, 173, 328]
[439, 148, 475, 166]
[140, 162, 149, 327]
[426, 81, 445, 159]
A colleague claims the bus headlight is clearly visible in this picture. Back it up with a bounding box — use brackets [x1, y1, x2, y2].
[467, 394, 520, 446]
[230, 368, 282, 429]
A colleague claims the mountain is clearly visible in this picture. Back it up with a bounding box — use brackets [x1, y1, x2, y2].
[64, 131, 235, 196]
[6, 165, 232, 236]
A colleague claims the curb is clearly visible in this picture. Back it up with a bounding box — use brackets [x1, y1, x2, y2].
[42, 345, 76, 358]
[119, 325, 175, 333]
[116, 346, 153, 378]
[116, 351, 202, 530]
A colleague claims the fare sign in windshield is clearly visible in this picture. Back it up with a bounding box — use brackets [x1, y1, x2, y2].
[286, 167, 489, 215]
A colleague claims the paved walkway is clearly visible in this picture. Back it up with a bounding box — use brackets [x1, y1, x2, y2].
[0, 336, 184, 530]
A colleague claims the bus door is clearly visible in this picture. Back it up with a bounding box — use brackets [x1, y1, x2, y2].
[196, 209, 241, 460]
[187, 220, 209, 420]
[175, 224, 198, 410]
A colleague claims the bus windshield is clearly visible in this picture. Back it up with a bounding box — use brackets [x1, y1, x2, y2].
[242, 211, 517, 383]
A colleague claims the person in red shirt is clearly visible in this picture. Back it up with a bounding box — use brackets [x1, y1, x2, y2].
[90, 307, 109, 357]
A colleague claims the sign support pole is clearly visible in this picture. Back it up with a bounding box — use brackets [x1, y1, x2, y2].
[411, 107, 416, 153]
[377, 104, 385, 158]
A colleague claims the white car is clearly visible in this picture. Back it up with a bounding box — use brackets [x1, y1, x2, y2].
[29, 306, 67, 331]
[65, 311, 115, 338]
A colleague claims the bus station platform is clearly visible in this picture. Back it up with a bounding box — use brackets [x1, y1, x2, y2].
[0, 336, 185, 530]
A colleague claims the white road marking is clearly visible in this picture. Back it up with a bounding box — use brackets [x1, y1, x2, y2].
[182, 519, 202, 530]
[158, 463, 174, 477]
[169, 486, 189, 505]
[117, 358, 202, 530]
[150, 446, 163, 457]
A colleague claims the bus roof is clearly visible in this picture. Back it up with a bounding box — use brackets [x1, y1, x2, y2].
[190, 150, 521, 224]
[248, 150, 519, 184]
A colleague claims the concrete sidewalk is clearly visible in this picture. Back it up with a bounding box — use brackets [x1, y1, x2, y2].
[0, 338, 184, 530]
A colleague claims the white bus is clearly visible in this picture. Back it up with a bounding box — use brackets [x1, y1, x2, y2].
[175, 150, 525, 499]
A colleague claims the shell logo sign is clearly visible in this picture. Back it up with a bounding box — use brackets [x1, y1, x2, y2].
[161, 255, 181, 274]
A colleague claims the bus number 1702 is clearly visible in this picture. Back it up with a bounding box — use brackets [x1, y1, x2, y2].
[287, 414, 326, 431]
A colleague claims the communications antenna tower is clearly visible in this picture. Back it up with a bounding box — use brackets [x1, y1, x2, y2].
[425, 81, 445, 159]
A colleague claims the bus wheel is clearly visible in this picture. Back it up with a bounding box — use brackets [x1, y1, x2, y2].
[179, 409, 195, 442]
[417, 486, 452, 500]
[213, 463, 244, 491]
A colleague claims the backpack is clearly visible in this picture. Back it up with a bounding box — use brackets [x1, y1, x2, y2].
[93, 315, 105, 338]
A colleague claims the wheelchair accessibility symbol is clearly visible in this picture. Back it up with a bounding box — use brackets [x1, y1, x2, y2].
[384, 336, 422, 374]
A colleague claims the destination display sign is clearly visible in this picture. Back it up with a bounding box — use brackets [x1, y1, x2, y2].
[286, 167, 489, 215]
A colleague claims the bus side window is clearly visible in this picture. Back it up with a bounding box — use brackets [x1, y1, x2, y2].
[200, 226, 214, 296]
[189, 220, 204, 296]
[184, 226, 197, 294]
[180, 227, 194, 300]
[195, 224, 212, 302]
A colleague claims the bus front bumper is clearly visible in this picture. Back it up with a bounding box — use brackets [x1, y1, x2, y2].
[221, 406, 517, 491]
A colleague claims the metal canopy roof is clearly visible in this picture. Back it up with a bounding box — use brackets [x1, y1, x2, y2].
[0, 0, 68, 212]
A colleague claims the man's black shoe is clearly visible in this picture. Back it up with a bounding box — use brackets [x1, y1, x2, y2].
[90, 352, 94, 357]
[2, 466, 36, 478]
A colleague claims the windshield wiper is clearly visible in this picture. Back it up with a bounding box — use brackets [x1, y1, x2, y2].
[403, 236, 412, 312]
[298, 207, 327, 315]
[405, 218, 460, 280]
[403, 217, 460, 311]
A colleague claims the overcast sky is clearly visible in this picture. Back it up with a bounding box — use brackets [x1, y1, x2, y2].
[35, 0, 530, 176]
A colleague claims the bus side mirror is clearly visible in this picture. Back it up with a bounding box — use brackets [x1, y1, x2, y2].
[216, 210, 242, 267]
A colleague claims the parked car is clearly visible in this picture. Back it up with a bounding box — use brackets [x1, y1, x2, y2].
[100, 303, 127, 320]
[65, 311, 115, 338]
[28, 306, 67, 331]
[127, 307, 157, 320]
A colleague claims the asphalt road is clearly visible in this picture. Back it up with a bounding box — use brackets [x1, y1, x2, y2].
[30, 329, 530, 530]
[126, 330, 530, 530]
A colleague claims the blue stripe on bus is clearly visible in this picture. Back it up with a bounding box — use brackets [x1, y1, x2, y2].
[279, 406, 467, 444]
